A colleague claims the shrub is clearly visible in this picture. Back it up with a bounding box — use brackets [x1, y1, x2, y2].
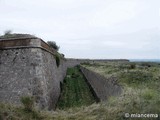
[141, 62, 151, 67]
[47, 41, 59, 51]
[0, 31, 37, 39]
[61, 54, 65, 58]
[4, 30, 12, 35]
[72, 73, 79, 78]
[130, 63, 136, 69]
[0, 30, 12, 39]
[118, 64, 130, 69]
[20, 96, 34, 112]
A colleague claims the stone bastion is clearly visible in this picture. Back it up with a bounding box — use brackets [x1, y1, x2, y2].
[0, 36, 67, 110]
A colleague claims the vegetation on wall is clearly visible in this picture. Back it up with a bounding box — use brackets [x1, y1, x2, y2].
[47, 41, 59, 51]
[0, 30, 12, 39]
[4, 30, 12, 35]
[54, 54, 60, 67]
[0, 30, 37, 39]
[20, 96, 34, 112]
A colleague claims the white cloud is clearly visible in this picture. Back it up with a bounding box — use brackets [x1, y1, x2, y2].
[92, 1, 137, 27]
[0, 0, 159, 59]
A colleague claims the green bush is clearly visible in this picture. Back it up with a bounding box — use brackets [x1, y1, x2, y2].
[0, 31, 37, 39]
[141, 62, 151, 67]
[61, 54, 65, 58]
[130, 63, 136, 69]
[4, 30, 12, 35]
[47, 41, 59, 51]
[0, 30, 12, 39]
[20, 96, 34, 112]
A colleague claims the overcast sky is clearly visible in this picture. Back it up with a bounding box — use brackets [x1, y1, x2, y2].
[0, 0, 160, 59]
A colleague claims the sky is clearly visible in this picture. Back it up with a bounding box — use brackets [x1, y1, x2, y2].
[0, 0, 160, 59]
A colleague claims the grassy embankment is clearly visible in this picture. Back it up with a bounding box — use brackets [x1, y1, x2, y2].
[0, 62, 160, 120]
[82, 62, 160, 117]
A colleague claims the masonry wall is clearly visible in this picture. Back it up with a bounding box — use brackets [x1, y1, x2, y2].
[66, 59, 84, 68]
[0, 38, 67, 110]
[0, 48, 36, 104]
[80, 66, 122, 101]
[32, 48, 67, 109]
[66, 58, 129, 68]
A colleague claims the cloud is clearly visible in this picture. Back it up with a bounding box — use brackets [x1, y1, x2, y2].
[91, 1, 137, 27]
[0, 0, 159, 59]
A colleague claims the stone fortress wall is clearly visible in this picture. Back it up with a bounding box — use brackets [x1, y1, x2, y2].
[0, 36, 129, 110]
[0, 37, 67, 110]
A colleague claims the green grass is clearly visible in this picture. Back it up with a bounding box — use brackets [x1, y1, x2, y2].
[1, 62, 160, 120]
[0, 102, 45, 120]
[57, 66, 96, 109]
[82, 62, 160, 117]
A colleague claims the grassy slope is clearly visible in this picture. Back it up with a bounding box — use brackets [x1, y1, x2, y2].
[0, 62, 160, 120]
[57, 66, 96, 109]
[82, 62, 160, 116]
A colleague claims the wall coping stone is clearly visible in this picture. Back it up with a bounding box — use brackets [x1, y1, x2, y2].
[0, 37, 58, 56]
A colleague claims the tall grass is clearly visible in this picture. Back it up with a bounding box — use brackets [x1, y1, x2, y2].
[0, 62, 160, 120]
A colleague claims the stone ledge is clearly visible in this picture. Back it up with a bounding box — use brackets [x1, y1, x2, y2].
[0, 37, 57, 55]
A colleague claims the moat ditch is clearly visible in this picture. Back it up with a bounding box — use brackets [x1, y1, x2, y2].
[56, 66, 98, 109]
